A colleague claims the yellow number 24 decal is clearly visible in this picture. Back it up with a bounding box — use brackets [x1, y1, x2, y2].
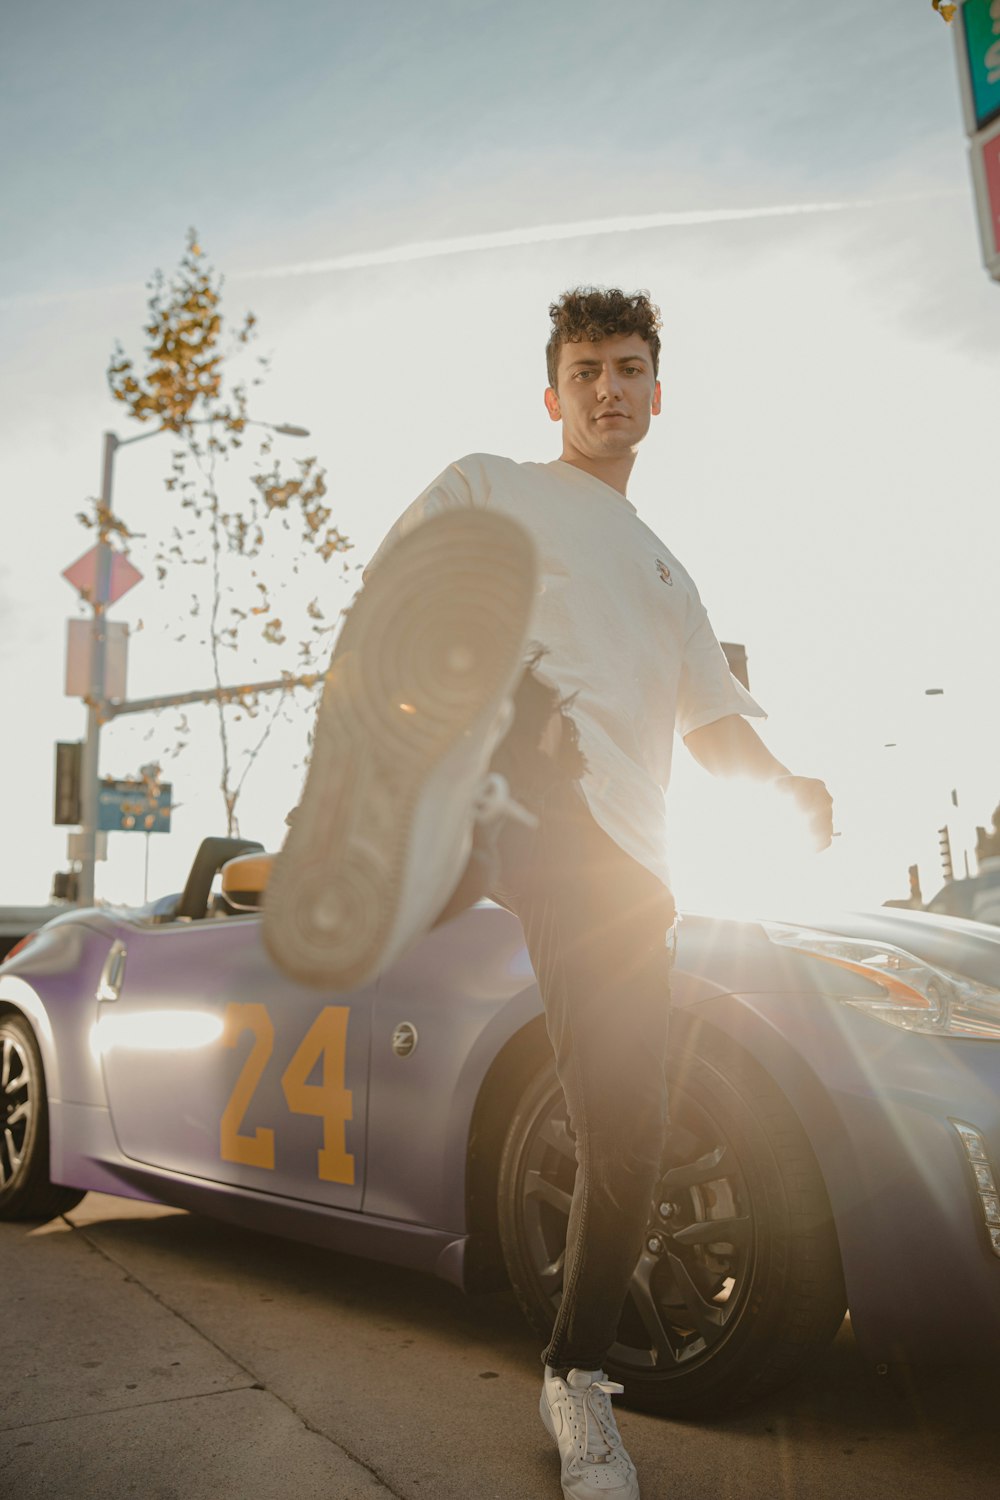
[220, 1003, 355, 1185]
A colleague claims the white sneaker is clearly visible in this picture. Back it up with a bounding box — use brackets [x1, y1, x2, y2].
[540, 1368, 641, 1498]
[263, 507, 538, 990]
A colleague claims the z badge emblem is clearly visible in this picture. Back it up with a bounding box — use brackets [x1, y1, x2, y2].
[655, 558, 673, 586]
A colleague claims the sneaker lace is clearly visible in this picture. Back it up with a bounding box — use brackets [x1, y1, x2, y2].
[472, 772, 538, 831]
[575, 1378, 626, 1464]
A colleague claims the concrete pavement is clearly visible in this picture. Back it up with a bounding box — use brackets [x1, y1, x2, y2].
[1, 1198, 389, 1500]
[3, 1193, 1000, 1499]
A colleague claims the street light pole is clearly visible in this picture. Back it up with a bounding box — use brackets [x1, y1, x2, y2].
[76, 431, 118, 907]
[73, 418, 310, 907]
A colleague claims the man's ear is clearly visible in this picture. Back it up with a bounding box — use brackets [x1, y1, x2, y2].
[651, 379, 662, 416]
[544, 386, 562, 423]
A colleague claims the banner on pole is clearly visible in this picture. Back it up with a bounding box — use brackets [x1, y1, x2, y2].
[65, 619, 129, 701]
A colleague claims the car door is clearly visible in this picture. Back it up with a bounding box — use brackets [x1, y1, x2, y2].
[95, 915, 371, 1212]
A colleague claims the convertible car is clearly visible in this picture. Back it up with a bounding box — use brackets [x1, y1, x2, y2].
[2, 836, 1000, 1415]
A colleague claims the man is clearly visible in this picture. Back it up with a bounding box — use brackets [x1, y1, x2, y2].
[264, 287, 832, 1500]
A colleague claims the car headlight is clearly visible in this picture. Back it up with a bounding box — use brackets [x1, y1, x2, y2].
[763, 923, 1000, 1040]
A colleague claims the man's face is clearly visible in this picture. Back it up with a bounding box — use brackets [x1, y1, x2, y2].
[544, 332, 661, 461]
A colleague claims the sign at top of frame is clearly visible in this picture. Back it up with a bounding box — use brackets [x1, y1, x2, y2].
[958, 0, 1000, 132]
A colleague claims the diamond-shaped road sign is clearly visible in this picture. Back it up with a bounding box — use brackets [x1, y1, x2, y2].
[62, 546, 143, 607]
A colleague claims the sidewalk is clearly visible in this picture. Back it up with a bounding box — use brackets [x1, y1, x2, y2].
[5, 1192, 1000, 1500]
[1, 1198, 394, 1500]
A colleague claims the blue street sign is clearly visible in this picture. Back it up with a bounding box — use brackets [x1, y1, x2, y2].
[97, 780, 173, 833]
[962, 0, 1000, 130]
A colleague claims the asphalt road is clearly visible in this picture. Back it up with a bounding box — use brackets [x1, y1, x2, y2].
[2, 1193, 999, 1500]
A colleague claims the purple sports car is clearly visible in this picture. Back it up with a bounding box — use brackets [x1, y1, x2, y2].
[3, 836, 1000, 1414]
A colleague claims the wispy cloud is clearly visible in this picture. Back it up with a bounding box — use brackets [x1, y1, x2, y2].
[231, 192, 960, 283]
[0, 192, 961, 311]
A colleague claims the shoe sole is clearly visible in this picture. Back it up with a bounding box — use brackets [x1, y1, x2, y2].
[262, 507, 538, 989]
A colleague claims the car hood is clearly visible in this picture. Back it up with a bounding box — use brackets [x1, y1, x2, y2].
[683, 904, 1000, 990]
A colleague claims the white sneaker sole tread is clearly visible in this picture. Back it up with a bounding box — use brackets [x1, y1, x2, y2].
[263, 508, 537, 990]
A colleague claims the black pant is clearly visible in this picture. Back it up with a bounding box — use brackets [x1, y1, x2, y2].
[468, 666, 676, 1371]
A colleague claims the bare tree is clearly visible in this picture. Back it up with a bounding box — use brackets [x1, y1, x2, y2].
[78, 230, 351, 833]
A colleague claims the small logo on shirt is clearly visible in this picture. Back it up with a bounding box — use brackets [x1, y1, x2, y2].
[655, 558, 673, 586]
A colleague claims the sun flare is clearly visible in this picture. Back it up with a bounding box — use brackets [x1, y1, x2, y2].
[670, 780, 833, 920]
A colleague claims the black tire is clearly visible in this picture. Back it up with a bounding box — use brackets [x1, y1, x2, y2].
[0, 1013, 85, 1222]
[496, 1037, 846, 1417]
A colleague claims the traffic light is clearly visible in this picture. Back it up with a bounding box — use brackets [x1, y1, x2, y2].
[53, 741, 82, 826]
[938, 826, 954, 884]
[51, 870, 79, 903]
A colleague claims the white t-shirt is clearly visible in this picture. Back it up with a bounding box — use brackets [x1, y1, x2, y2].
[364, 453, 765, 891]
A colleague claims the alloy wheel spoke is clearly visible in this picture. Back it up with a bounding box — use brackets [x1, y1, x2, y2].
[524, 1168, 573, 1218]
[665, 1252, 726, 1340]
[658, 1145, 729, 1197]
[670, 1215, 751, 1249]
[628, 1251, 681, 1364]
[4, 1127, 22, 1175]
[6, 1099, 30, 1129]
[1, 1040, 11, 1093]
[538, 1246, 566, 1291]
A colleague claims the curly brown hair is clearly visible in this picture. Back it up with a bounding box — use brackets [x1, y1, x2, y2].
[545, 287, 662, 388]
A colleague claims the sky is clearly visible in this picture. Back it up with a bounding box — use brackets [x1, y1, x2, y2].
[1, 0, 997, 918]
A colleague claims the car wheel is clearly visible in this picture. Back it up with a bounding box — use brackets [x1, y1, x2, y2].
[497, 1037, 846, 1416]
[0, 1013, 84, 1222]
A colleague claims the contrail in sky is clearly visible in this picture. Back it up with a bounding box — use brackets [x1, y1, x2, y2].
[1, 192, 960, 309]
[231, 192, 959, 283]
